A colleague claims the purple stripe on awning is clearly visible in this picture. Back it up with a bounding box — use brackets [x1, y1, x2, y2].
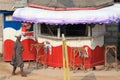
[12, 4, 120, 24]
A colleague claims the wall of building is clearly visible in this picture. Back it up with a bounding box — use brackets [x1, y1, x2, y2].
[104, 22, 118, 46]
[0, 0, 15, 11]
[0, 0, 27, 55]
[0, 0, 27, 11]
[0, 14, 3, 54]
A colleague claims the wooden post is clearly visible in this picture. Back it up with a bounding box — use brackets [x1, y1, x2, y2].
[57, 27, 60, 38]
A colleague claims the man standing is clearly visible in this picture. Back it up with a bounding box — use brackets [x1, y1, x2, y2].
[10, 34, 26, 77]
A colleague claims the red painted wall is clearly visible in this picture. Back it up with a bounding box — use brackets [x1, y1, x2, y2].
[4, 40, 104, 68]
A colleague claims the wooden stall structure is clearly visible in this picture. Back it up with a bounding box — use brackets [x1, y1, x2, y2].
[3, 0, 120, 70]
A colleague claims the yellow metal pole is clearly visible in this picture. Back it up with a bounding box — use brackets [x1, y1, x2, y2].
[62, 34, 70, 80]
[62, 34, 67, 80]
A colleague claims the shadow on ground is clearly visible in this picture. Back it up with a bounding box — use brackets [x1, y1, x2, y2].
[81, 73, 96, 80]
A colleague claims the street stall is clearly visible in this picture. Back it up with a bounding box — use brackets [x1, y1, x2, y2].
[4, 3, 120, 69]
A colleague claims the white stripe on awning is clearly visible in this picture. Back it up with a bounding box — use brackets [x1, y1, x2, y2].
[12, 4, 120, 24]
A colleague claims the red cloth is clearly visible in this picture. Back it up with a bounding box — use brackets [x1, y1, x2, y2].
[22, 25, 27, 32]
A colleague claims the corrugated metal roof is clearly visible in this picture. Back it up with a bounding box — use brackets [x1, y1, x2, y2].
[28, 0, 113, 8]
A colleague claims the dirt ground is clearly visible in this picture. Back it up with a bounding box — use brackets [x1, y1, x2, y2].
[0, 57, 120, 80]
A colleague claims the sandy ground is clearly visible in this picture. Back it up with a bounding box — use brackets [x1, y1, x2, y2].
[0, 57, 120, 80]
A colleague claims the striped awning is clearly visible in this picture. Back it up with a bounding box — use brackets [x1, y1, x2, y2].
[12, 4, 120, 24]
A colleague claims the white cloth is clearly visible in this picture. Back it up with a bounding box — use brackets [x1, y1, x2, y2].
[44, 41, 52, 55]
